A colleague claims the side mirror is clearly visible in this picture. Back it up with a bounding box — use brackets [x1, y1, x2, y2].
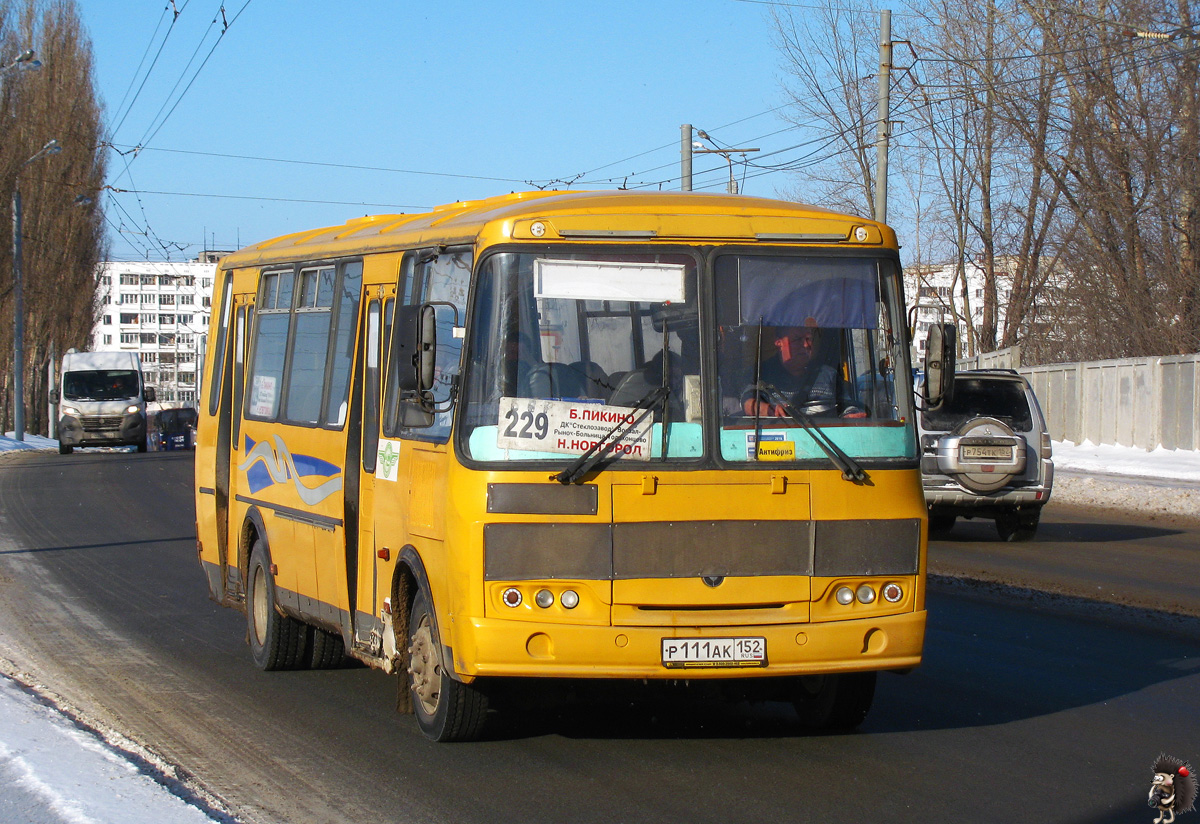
[49, 388, 59, 404]
[144, 386, 157, 403]
[922, 323, 956, 410]
[394, 304, 438, 394]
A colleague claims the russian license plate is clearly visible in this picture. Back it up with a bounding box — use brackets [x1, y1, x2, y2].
[661, 637, 767, 668]
[961, 444, 1013, 461]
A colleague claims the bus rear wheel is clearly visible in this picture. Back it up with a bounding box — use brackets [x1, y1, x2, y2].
[406, 588, 488, 742]
[791, 671, 877, 731]
[247, 539, 306, 671]
[58, 442, 72, 455]
[307, 626, 346, 669]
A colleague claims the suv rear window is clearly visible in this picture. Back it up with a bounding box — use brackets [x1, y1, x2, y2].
[922, 376, 1033, 432]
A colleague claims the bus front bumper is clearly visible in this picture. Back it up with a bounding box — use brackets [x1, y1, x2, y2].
[452, 610, 926, 680]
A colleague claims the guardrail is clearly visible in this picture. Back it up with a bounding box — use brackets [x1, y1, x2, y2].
[1016, 354, 1200, 451]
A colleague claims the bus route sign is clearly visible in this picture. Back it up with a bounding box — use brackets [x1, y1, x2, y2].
[496, 397, 652, 458]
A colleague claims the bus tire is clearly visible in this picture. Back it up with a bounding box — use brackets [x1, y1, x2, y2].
[58, 443, 72, 455]
[136, 439, 148, 453]
[791, 671, 876, 731]
[406, 587, 488, 742]
[247, 539, 306, 671]
[308, 626, 346, 669]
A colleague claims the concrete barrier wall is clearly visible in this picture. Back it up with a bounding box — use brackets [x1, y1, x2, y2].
[1017, 354, 1200, 450]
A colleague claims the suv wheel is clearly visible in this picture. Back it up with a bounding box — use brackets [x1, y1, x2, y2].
[928, 510, 956, 537]
[996, 507, 1040, 542]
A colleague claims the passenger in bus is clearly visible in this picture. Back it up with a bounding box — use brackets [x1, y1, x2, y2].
[741, 324, 864, 418]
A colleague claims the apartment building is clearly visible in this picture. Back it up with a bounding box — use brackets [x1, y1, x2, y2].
[91, 258, 224, 406]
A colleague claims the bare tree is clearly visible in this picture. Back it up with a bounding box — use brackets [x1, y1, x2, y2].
[0, 0, 106, 435]
[1026, 0, 1199, 359]
[770, 2, 882, 218]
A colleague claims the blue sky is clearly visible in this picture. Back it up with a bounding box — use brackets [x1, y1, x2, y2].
[78, 0, 829, 261]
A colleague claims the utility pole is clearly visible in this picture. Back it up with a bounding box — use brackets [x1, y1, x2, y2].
[681, 124, 693, 191]
[12, 187, 24, 440]
[690, 128, 760, 194]
[874, 9, 892, 225]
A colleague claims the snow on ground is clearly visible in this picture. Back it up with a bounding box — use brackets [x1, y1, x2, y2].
[0, 431, 1195, 822]
[1051, 439, 1200, 520]
[0, 671, 223, 824]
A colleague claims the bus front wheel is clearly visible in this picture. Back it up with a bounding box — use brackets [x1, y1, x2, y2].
[406, 588, 488, 742]
[791, 671, 877, 731]
[246, 539, 306, 671]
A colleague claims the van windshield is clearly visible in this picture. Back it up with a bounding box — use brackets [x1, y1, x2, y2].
[63, 370, 140, 402]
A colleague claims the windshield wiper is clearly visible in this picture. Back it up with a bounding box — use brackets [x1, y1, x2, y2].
[551, 386, 669, 485]
[760, 383, 869, 484]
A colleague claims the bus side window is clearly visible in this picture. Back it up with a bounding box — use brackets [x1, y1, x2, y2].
[324, 261, 364, 427]
[246, 270, 294, 421]
[207, 272, 233, 416]
[384, 249, 470, 439]
[363, 300, 382, 473]
[232, 305, 247, 442]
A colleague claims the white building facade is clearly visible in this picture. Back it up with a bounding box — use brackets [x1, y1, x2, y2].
[905, 260, 1012, 359]
[92, 259, 217, 406]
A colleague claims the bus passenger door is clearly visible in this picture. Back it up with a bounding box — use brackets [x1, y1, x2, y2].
[353, 293, 390, 651]
[197, 271, 234, 603]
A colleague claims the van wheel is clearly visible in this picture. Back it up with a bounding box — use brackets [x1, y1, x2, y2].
[791, 672, 877, 731]
[407, 588, 488, 741]
[997, 508, 1040, 542]
[246, 539, 306, 671]
[58, 442, 72, 455]
[136, 440, 147, 453]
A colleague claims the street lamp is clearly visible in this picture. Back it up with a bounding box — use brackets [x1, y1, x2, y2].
[1, 49, 40, 74]
[691, 129, 758, 195]
[12, 138, 62, 441]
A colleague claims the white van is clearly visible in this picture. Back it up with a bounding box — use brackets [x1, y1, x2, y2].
[51, 350, 156, 455]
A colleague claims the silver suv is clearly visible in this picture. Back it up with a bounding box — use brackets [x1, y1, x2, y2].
[917, 369, 1053, 541]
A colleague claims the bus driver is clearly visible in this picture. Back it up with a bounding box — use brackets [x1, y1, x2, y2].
[741, 323, 864, 418]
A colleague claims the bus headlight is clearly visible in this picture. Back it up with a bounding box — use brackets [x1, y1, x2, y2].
[501, 587, 522, 608]
[126, 405, 140, 414]
[882, 583, 904, 603]
[534, 589, 554, 608]
[856, 584, 877, 604]
[62, 406, 80, 417]
[835, 586, 855, 605]
[560, 590, 579, 609]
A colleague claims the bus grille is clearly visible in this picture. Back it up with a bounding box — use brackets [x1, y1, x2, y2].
[81, 416, 124, 433]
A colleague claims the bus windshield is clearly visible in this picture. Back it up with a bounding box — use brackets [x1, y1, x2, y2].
[714, 254, 913, 463]
[459, 249, 914, 466]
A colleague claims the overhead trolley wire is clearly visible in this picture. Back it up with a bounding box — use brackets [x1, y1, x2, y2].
[134, 0, 255, 153]
[109, 1, 192, 143]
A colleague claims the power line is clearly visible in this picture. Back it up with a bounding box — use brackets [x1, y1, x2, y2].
[104, 143, 533, 186]
[105, 185, 429, 210]
[135, 1, 255, 152]
[109, 1, 192, 142]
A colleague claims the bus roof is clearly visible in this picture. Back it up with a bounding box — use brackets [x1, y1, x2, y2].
[219, 190, 896, 269]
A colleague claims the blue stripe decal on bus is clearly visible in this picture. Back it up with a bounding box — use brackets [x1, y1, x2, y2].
[238, 434, 343, 504]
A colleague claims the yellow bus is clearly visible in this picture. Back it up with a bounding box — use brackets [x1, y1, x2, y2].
[195, 190, 952, 741]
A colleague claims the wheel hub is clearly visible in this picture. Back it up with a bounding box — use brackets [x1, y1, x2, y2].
[407, 617, 441, 715]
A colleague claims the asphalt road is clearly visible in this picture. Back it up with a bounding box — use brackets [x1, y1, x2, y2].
[0, 450, 1197, 824]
